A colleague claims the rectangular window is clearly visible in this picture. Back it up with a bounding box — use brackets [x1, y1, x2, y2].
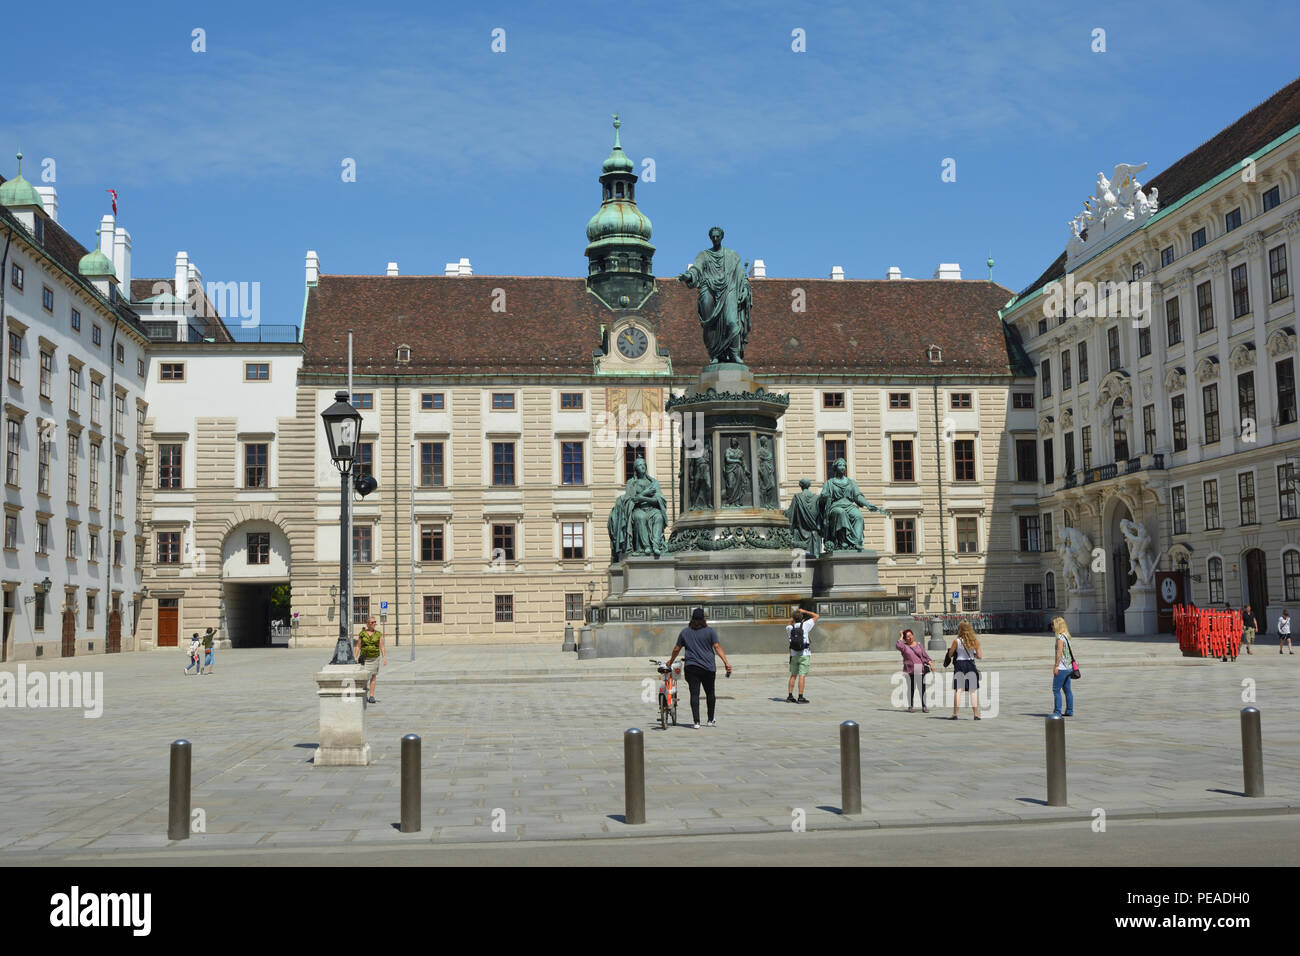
[956, 516, 978, 553]
[893, 518, 915, 554]
[1280, 464, 1299, 521]
[560, 392, 583, 410]
[891, 439, 914, 482]
[1225, 207, 1242, 232]
[137, 357, 145, 378]
[1196, 281, 1214, 333]
[6, 331, 20, 384]
[421, 392, 445, 411]
[1063, 431, 1075, 475]
[89, 442, 101, 508]
[565, 593, 584, 621]
[962, 585, 979, 612]
[1231, 263, 1250, 318]
[244, 362, 269, 381]
[68, 367, 81, 414]
[67, 527, 77, 557]
[1019, 515, 1041, 552]
[247, 532, 270, 565]
[38, 438, 49, 495]
[1077, 342, 1089, 383]
[1013, 392, 1033, 409]
[1015, 438, 1037, 482]
[888, 392, 911, 409]
[562, 521, 585, 560]
[1081, 426, 1092, 472]
[1132, 262, 1145, 281]
[42, 286, 54, 312]
[822, 391, 845, 409]
[352, 596, 370, 625]
[1024, 583, 1043, 611]
[1239, 472, 1256, 525]
[1043, 438, 1054, 485]
[824, 438, 847, 478]
[1040, 358, 1052, 398]
[156, 531, 181, 564]
[420, 525, 445, 562]
[1191, 227, 1207, 250]
[1042, 512, 1054, 552]
[160, 362, 184, 381]
[1286, 552, 1300, 601]
[623, 442, 647, 482]
[1165, 298, 1182, 346]
[1203, 479, 1220, 530]
[1203, 384, 1220, 444]
[953, 439, 975, 482]
[352, 525, 372, 563]
[495, 594, 514, 623]
[1171, 487, 1187, 535]
[1138, 323, 1151, 358]
[560, 441, 584, 486]
[1161, 246, 1175, 268]
[356, 442, 373, 479]
[114, 393, 126, 436]
[1263, 185, 1281, 211]
[351, 392, 373, 409]
[491, 392, 515, 410]
[114, 454, 125, 515]
[1270, 245, 1289, 302]
[34, 590, 45, 631]
[1038, 318, 1048, 336]
[1046, 573, 1057, 609]
[492, 523, 515, 561]
[950, 392, 972, 409]
[423, 594, 443, 624]
[4, 514, 15, 550]
[420, 441, 445, 487]
[244, 443, 269, 488]
[492, 442, 515, 486]
[91, 380, 102, 425]
[1143, 404, 1155, 455]
[89, 529, 99, 562]
[5, 419, 19, 486]
[70, 307, 81, 332]
[36, 520, 49, 555]
[1208, 559, 1225, 604]
[1171, 396, 1187, 452]
[158, 444, 182, 489]
[1060, 350, 1072, 391]
[1278, 359, 1298, 425]
[39, 351, 52, 399]
[9, 263, 21, 291]
[67, 435, 78, 503]
[92, 325, 101, 347]
[1107, 326, 1120, 371]
[115, 342, 124, 365]
[1231, 372, 1255, 440]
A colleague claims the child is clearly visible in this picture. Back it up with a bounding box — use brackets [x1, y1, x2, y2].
[184, 633, 202, 675]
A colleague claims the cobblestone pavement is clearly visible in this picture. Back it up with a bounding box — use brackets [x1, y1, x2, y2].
[1, 633, 1297, 861]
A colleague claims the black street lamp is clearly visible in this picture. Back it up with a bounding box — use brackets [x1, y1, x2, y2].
[321, 390, 362, 665]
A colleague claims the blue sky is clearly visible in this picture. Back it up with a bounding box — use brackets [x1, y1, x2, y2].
[5, 0, 1299, 337]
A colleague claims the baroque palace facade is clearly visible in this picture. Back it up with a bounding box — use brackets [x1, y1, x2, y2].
[1001, 77, 1300, 633]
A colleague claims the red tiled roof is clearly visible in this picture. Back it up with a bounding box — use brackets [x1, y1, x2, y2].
[302, 275, 1018, 378]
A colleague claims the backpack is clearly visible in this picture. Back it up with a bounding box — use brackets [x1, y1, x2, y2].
[789, 620, 808, 653]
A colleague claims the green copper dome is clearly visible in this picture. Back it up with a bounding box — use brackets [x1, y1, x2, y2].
[0, 151, 43, 209]
[585, 115, 656, 310]
[79, 237, 116, 278]
[586, 201, 653, 243]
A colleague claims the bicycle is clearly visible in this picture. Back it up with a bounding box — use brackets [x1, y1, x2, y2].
[649, 658, 683, 729]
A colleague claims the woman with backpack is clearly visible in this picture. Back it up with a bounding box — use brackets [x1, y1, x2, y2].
[946, 620, 982, 720]
[1051, 616, 1077, 717]
[786, 605, 820, 703]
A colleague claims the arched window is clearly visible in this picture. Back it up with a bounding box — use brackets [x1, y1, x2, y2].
[1207, 557, 1224, 604]
[1112, 398, 1129, 462]
[603, 185, 611, 200]
[1285, 549, 1300, 601]
[615, 182, 624, 198]
[1063, 509, 1074, 529]
[1045, 571, 1057, 609]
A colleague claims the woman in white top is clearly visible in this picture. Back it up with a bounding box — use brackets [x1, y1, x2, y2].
[1051, 616, 1075, 717]
[947, 620, 982, 720]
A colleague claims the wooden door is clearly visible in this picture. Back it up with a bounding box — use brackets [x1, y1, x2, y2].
[61, 609, 76, 657]
[1245, 550, 1269, 634]
[157, 598, 179, 647]
[107, 610, 121, 653]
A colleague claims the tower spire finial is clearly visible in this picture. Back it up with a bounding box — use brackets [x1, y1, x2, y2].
[15, 149, 22, 176]
[612, 113, 621, 149]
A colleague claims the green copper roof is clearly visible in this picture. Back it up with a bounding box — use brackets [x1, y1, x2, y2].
[79, 231, 116, 279]
[0, 151, 42, 209]
[601, 113, 636, 175]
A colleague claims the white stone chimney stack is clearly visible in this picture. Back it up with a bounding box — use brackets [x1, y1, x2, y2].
[34, 186, 58, 222]
[830, 265, 845, 280]
[305, 250, 320, 285]
[934, 263, 962, 280]
[113, 228, 132, 290]
[99, 215, 115, 258]
[174, 252, 190, 310]
[749, 259, 766, 278]
[386, 262, 399, 276]
[886, 266, 902, 280]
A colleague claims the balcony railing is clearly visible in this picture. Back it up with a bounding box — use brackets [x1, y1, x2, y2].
[141, 322, 299, 344]
[1059, 454, 1164, 491]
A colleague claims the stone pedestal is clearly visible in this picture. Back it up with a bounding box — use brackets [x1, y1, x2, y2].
[1064, 589, 1102, 635]
[576, 626, 597, 660]
[1125, 585, 1158, 636]
[814, 550, 887, 599]
[313, 664, 371, 767]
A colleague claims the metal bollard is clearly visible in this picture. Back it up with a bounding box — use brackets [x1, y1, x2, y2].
[400, 734, 421, 832]
[1241, 707, 1264, 797]
[840, 721, 862, 815]
[562, 624, 576, 652]
[168, 739, 192, 841]
[927, 619, 946, 652]
[1045, 716, 1067, 806]
[624, 728, 646, 824]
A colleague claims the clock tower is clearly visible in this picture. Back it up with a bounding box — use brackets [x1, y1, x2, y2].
[584, 114, 656, 310]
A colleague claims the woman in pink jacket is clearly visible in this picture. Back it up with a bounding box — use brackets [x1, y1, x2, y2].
[896, 628, 933, 713]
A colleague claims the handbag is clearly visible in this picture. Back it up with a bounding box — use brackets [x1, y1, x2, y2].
[1063, 634, 1081, 679]
[943, 646, 953, 668]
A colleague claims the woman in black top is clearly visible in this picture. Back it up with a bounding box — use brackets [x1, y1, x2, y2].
[666, 608, 733, 728]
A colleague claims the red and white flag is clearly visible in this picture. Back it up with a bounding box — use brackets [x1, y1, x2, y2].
[106, 189, 117, 215]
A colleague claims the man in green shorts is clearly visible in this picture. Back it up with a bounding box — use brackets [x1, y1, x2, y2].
[353, 617, 386, 704]
[785, 605, 820, 703]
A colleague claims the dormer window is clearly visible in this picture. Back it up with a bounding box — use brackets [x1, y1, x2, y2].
[396, 344, 411, 364]
[927, 345, 943, 364]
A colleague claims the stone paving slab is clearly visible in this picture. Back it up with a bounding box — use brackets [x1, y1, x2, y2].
[0, 637, 1297, 860]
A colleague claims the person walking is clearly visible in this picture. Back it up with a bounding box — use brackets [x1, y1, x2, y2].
[896, 628, 932, 713]
[1050, 616, 1076, 717]
[354, 616, 386, 703]
[665, 608, 732, 728]
[184, 632, 202, 676]
[785, 604, 820, 703]
[1241, 604, 1256, 656]
[199, 626, 217, 675]
[1280, 609, 1293, 655]
[947, 620, 982, 720]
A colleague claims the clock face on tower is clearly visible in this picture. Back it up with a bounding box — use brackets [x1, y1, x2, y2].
[616, 326, 648, 359]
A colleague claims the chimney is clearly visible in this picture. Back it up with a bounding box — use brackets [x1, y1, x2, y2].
[99, 215, 115, 259]
[34, 186, 58, 222]
[305, 250, 320, 285]
[386, 262, 399, 276]
[444, 261, 458, 277]
[830, 265, 845, 281]
[457, 257, 472, 277]
[175, 252, 190, 315]
[749, 259, 766, 278]
[113, 227, 132, 290]
[934, 263, 962, 280]
[886, 266, 902, 280]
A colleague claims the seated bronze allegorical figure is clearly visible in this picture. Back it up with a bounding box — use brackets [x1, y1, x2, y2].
[818, 458, 887, 552]
[607, 457, 668, 561]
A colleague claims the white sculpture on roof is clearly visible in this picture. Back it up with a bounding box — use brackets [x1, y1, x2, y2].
[1068, 163, 1159, 258]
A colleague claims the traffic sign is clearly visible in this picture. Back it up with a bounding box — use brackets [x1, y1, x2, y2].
[380, 601, 389, 610]
[951, 591, 959, 602]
